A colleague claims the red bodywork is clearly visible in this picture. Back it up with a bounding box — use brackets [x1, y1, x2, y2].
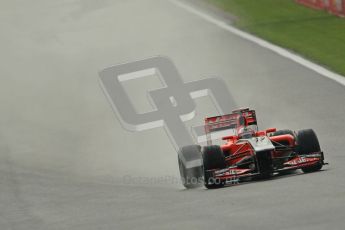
[204, 108, 324, 182]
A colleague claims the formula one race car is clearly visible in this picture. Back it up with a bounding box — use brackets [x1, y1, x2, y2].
[178, 108, 327, 189]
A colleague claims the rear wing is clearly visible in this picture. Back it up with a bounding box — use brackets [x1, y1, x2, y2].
[204, 109, 257, 132]
[204, 109, 257, 144]
[204, 114, 240, 133]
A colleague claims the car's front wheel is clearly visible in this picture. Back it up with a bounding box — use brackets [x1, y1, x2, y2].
[296, 129, 323, 173]
[202, 145, 226, 189]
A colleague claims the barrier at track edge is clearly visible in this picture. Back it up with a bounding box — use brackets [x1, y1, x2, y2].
[296, 0, 345, 17]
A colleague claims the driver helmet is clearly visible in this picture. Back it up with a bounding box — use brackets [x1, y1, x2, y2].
[238, 126, 255, 139]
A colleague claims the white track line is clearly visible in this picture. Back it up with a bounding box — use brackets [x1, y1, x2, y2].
[169, 0, 345, 86]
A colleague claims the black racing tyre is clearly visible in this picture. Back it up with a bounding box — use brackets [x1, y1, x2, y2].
[296, 129, 323, 173]
[202, 145, 226, 189]
[271, 129, 295, 137]
[178, 145, 203, 189]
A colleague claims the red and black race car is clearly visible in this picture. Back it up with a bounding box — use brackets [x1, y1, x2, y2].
[178, 108, 327, 189]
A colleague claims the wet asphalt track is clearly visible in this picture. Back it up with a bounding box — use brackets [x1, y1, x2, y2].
[1, 0, 345, 229]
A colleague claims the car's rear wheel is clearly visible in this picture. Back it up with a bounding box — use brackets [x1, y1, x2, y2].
[202, 145, 226, 189]
[296, 129, 323, 173]
[178, 145, 203, 189]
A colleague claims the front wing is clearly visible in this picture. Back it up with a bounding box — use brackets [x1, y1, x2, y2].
[208, 151, 326, 183]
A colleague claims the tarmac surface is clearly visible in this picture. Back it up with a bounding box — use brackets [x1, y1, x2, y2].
[1, 0, 345, 229]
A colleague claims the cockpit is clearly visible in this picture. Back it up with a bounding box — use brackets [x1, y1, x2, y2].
[237, 126, 257, 139]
